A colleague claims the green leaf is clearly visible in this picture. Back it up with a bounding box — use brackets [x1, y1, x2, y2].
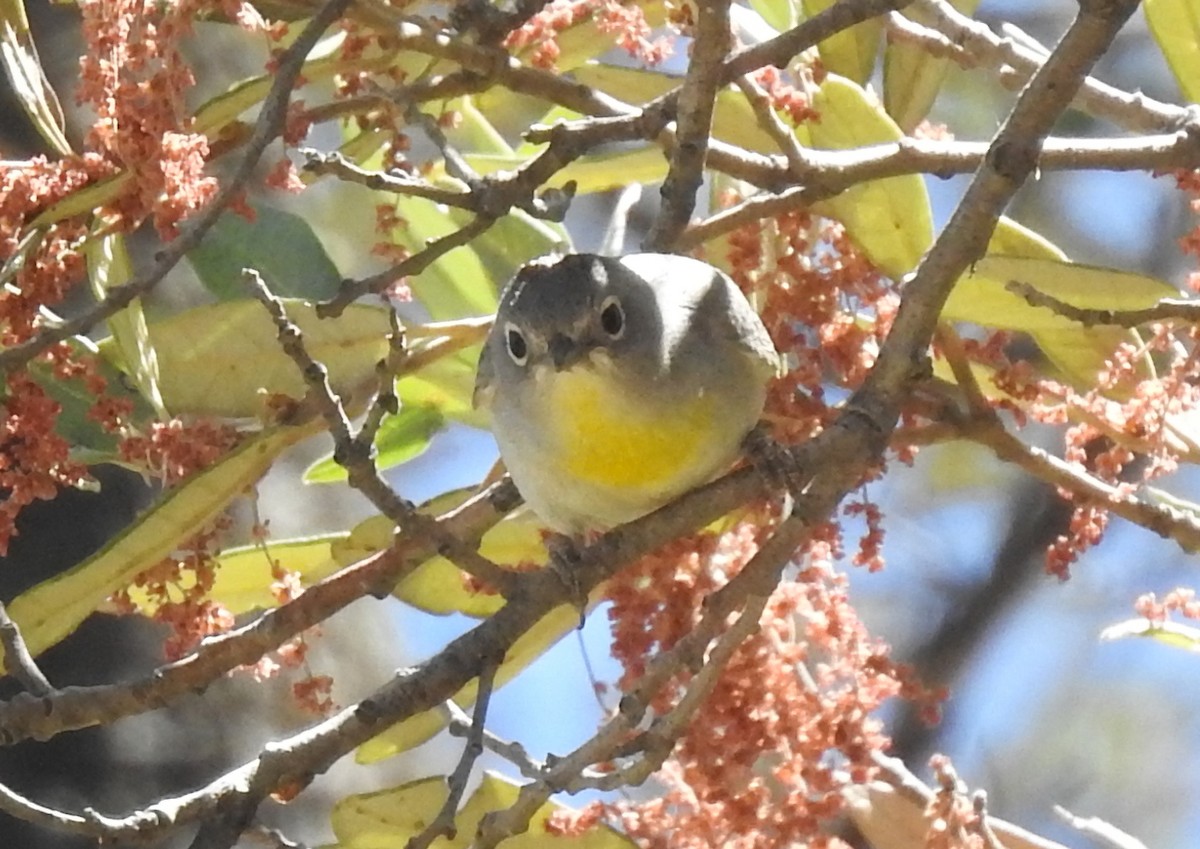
[1, 426, 312, 671]
[987, 216, 1068, 261]
[98, 300, 391, 418]
[187, 203, 342, 302]
[87, 230, 167, 418]
[748, 0, 794, 33]
[391, 194, 496, 321]
[0, 0, 70, 154]
[1100, 618, 1200, 652]
[806, 75, 933, 278]
[305, 404, 445, 483]
[396, 348, 488, 428]
[446, 207, 569, 282]
[942, 257, 1176, 388]
[328, 772, 636, 849]
[883, 0, 981, 132]
[802, 0, 881, 84]
[1144, 0, 1200, 103]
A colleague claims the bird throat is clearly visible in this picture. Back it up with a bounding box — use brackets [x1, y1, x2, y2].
[543, 365, 716, 490]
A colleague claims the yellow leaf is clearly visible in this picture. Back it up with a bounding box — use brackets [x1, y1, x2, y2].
[803, 0, 881, 84]
[987, 216, 1068, 261]
[943, 257, 1175, 388]
[1144, 0, 1200, 103]
[86, 229, 167, 418]
[883, 0, 981, 132]
[329, 772, 636, 848]
[125, 531, 346, 617]
[99, 300, 392, 418]
[808, 75, 933, 278]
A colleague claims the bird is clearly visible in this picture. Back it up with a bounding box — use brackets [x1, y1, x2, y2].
[474, 252, 781, 534]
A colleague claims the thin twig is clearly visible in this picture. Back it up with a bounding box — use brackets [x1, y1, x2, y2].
[0, 600, 53, 696]
[1053, 805, 1150, 849]
[1008, 280, 1200, 327]
[475, 516, 809, 847]
[679, 130, 1200, 249]
[645, 0, 733, 250]
[903, 0, 1188, 134]
[447, 702, 545, 781]
[407, 659, 499, 849]
[245, 269, 518, 595]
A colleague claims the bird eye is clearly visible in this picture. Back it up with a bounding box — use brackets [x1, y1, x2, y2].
[505, 323, 528, 365]
[599, 296, 625, 339]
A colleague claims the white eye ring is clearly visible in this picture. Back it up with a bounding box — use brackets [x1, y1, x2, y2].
[504, 322, 528, 365]
[599, 296, 625, 339]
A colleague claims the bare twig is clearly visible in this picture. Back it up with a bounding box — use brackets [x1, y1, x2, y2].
[1054, 805, 1150, 849]
[447, 702, 545, 780]
[0, 478, 521, 747]
[901, 0, 1188, 134]
[407, 660, 500, 849]
[319, 215, 498, 318]
[679, 130, 1200, 249]
[645, 0, 733, 250]
[0, 600, 53, 696]
[245, 269, 518, 595]
[954, 411, 1200, 553]
[1007, 280, 1200, 327]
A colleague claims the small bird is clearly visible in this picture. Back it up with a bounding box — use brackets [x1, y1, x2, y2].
[474, 252, 781, 534]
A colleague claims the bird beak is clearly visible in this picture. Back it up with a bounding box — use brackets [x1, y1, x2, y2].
[548, 333, 587, 371]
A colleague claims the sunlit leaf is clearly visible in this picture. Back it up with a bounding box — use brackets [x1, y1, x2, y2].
[86, 229, 167, 417]
[883, 0, 981, 132]
[1100, 618, 1200, 652]
[748, 0, 794, 33]
[942, 256, 1175, 387]
[391, 194, 496, 321]
[328, 772, 636, 848]
[806, 75, 933, 278]
[396, 348, 488, 428]
[1144, 0, 1200, 103]
[570, 63, 777, 152]
[464, 148, 670, 196]
[0, 0, 70, 154]
[1, 426, 313, 671]
[987, 217, 1068, 261]
[125, 533, 346, 616]
[803, 0, 881, 84]
[98, 300, 391, 418]
[305, 404, 445, 483]
[187, 203, 343, 301]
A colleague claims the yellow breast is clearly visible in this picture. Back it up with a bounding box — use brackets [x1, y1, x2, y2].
[543, 366, 717, 491]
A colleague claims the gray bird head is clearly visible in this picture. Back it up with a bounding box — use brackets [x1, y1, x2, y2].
[474, 254, 669, 406]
